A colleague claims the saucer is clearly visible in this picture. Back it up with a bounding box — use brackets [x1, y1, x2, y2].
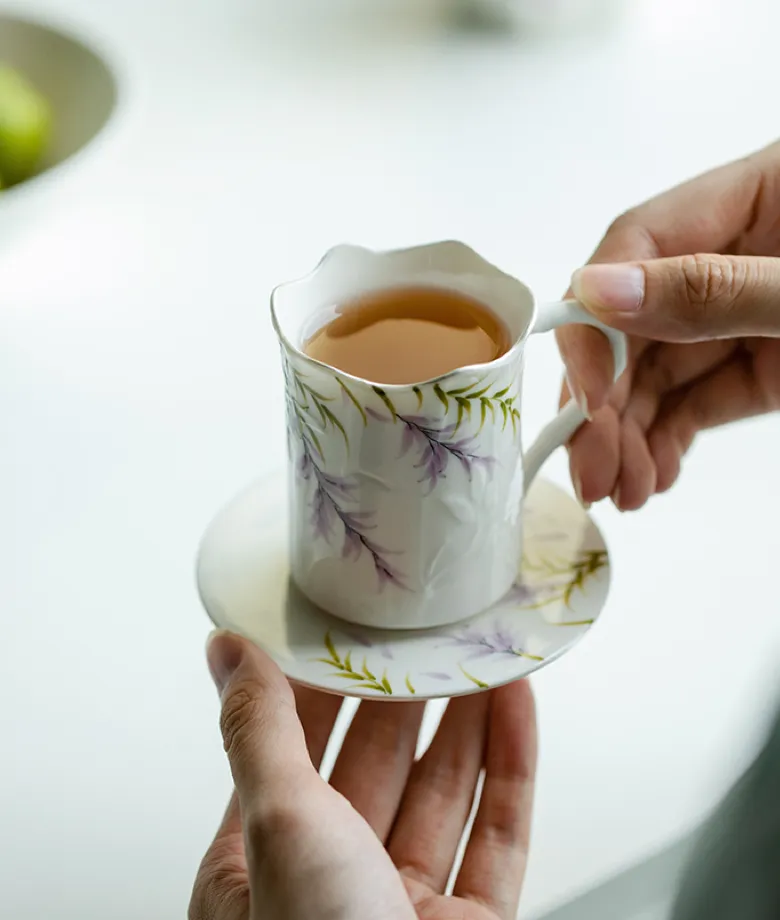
[196, 473, 611, 700]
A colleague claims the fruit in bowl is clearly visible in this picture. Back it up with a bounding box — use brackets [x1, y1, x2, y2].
[0, 63, 51, 188]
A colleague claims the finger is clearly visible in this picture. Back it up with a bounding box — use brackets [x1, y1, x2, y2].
[292, 684, 343, 770]
[623, 341, 738, 433]
[613, 341, 742, 509]
[567, 404, 622, 504]
[649, 346, 778, 492]
[207, 631, 316, 812]
[611, 414, 657, 511]
[453, 680, 538, 920]
[604, 339, 745, 509]
[388, 693, 490, 896]
[559, 149, 767, 411]
[214, 791, 243, 846]
[189, 793, 249, 920]
[598, 150, 766, 258]
[572, 254, 780, 341]
[329, 700, 426, 842]
[567, 335, 648, 503]
[556, 201, 660, 416]
[556, 324, 616, 417]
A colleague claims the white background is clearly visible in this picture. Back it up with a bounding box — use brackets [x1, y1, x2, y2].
[2, 0, 780, 917]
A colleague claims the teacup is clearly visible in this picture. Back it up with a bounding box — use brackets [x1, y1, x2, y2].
[271, 241, 626, 630]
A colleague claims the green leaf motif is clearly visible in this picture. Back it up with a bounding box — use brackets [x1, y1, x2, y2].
[433, 384, 449, 412]
[321, 404, 349, 449]
[337, 378, 368, 426]
[459, 664, 489, 689]
[362, 658, 376, 681]
[314, 399, 329, 428]
[287, 364, 351, 457]
[412, 386, 424, 410]
[520, 550, 608, 614]
[421, 376, 519, 437]
[314, 632, 393, 695]
[373, 386, 398, 422]
[454, 399, 465, 434]
[446, 382, 476, 397]
[456, 396, 472, 419]
[405, 674, 416, 695]
[324, 630, 339, 661]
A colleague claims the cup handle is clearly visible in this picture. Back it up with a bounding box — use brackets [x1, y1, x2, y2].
[522, 299, 628, 494]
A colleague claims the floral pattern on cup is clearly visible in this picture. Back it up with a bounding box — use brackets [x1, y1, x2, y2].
[283, 350, 522, 597]
[367, 408, 496, 493]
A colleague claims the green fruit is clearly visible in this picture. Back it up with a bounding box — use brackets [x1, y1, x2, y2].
[0, 64, 51, 187]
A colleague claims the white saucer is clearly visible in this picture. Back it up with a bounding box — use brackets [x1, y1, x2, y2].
[196, 473, 611, 700]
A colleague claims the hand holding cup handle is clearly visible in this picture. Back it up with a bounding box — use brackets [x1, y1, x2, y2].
[522, 300, 628, 491]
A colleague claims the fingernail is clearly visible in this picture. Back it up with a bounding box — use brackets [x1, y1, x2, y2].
[565, 370, 591, 420]
[572, 471, 591, 510]
[572, 264, 645, 312]
[206, 630, 244, 694]
[612, 485, 622, 511]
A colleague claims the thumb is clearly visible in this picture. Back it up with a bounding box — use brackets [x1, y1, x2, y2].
[571, 254, 780, 341]
[207, 631, 314, 806]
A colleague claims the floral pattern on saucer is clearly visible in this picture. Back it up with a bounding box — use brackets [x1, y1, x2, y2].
[196, 474, 611, 700]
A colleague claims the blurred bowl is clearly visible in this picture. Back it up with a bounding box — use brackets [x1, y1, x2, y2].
[0, 13, 117, 217]
[454, 0, 622, 35]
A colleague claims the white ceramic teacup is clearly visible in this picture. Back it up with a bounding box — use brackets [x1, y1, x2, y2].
[271, 241, 626, 630]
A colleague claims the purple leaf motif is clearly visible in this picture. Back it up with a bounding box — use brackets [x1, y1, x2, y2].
[344, 631, 373, 648]
[504, 582, 541, 606]
[375, 410, 496, 493]
[443, 624, 542, 661]
[299, 435, 407, 590]
[341, 632, 393, 660]
[282, 358, 407, 590]
[422, 672, 453, 681]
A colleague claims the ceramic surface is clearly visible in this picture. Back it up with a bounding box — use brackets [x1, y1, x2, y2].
[196, 473, 611, 701]
[271, 241, 625, 629]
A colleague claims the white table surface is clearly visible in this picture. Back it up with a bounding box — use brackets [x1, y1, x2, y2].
[2, 0, 780, 917]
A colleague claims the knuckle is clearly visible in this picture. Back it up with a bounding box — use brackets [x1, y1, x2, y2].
[480, 808, 523, 852]
[244, 805, 305, 859]
[416, 756, 467, 806]
[604, 209, 659, 255]
[679, 253, 747, 314]
[670, 413, 699, 457]
[640, 344, 677, 395]
[605, 209, 639, 238]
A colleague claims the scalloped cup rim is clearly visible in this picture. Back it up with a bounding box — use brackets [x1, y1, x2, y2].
[269, 240, 538, 392]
